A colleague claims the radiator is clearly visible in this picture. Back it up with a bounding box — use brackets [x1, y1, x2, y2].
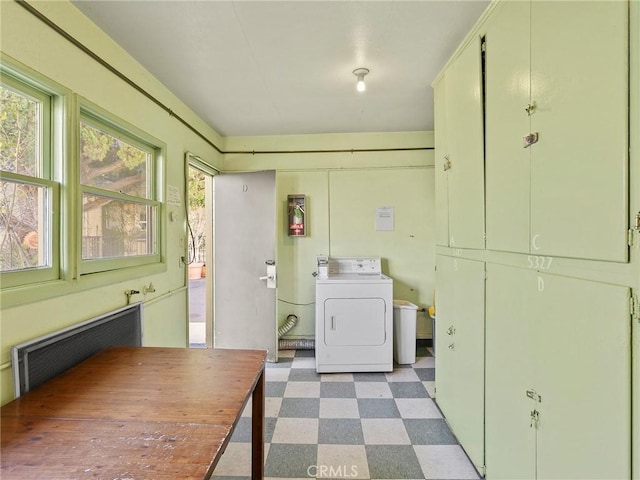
[11, 302, 143, 398]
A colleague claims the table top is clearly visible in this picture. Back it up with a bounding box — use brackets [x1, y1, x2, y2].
[1, 346, 267, 479]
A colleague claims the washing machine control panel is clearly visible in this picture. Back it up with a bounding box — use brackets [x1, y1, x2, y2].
[329, 257, 381, 275]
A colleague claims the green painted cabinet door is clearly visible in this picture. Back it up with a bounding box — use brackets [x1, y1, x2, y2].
[534, 273, 630, 480]
[486, 263, 631, 479]
[445, 38, 485, 250]
[484, 0, 531, 254]
[434, 78, 450, 247]
[529, 1, 628, 261]
[435, 255, 455, 413]
[485, 264, 537, 480]
[435, 255, 485, 471]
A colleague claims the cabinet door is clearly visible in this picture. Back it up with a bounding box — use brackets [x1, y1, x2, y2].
[445, 37, 485, 249]
[484, 0, 531, 254]
[449, 257, 485, 471]
[530, 0, 628, 262]
[485, 264, 537, 480]
[434, 78, 450, 247]
[435, 255, 485, 471]
[534, 274, 630, 480]
[435, 255, 455, 413]
[486, 264, 631, 479]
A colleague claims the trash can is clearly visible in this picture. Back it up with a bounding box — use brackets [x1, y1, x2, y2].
[393, 300, 418, 364]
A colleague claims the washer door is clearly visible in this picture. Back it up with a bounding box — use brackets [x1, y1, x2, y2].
[323, 298, 386, 346]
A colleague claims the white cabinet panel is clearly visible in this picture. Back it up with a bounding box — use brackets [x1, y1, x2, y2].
[486, 263, 631, 479]
[435, 255, 485, 471]
[529, 0, 628, 262]
[485, 0, 531, 253]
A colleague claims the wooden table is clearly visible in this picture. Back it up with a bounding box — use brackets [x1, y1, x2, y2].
[1, 346, 266, 479]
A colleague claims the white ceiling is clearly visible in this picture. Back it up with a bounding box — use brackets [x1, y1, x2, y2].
[71, 1, 489, 137]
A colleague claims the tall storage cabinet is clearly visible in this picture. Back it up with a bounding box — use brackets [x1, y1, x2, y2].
[435, 255, 485, 472]
[434, 37, 485, 250]
[485, 0, 629, 261]
[485, 264, 631, 480]
[433, 0, 635, 478]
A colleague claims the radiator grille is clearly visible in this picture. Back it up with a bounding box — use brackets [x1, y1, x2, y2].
[11, 303, 142, 398]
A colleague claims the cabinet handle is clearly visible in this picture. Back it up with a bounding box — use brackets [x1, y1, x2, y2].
[331, 316, 336, 330]
[446, 326, 456, 335]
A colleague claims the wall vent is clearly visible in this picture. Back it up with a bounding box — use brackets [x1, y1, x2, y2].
[11, 302, 143, 398]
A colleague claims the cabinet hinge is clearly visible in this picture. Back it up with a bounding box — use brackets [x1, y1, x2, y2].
[635, 211, 640, 230]
[628, 229, 634, 247]
[630, 294, 640, 323]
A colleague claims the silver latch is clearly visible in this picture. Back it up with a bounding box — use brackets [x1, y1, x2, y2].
[530, 409, 540, 429]
[634, 212, 640, 230]
[446, 326, 456, 336]
[524, 102, 536, 115]
[526, 389, 542, 403]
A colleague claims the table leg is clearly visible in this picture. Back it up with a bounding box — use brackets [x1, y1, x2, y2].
[251, 368, 265, 479]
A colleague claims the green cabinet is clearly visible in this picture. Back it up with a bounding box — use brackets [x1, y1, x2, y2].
[486, 264, 631, 479]
[485, 0, 628, 262]
[435, 255, 485, 472]
[434, 37, 485, 250]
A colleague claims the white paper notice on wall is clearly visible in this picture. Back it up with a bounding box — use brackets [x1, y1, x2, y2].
[375, 206, 394, 231]
[167, 185, 181, 207]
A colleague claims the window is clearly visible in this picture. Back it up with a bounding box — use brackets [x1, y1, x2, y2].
[0, 75, 59, 287]
[79, 109, 161, 273]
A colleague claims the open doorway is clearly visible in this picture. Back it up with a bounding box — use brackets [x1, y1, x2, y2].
[186, 155, 215, 348]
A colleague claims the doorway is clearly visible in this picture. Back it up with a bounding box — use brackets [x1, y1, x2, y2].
[187, 155, 215, 348]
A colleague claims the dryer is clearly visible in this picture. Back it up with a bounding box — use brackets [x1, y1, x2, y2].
[315, 257, 393, 373]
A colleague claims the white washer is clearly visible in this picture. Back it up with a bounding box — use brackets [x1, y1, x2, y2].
[315, 257, 393, 373]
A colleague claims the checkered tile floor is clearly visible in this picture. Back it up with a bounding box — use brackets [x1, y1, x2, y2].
[212, 347, 480, 479]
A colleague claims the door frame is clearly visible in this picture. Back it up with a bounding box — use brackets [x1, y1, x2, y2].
[185, 152, 218, 348]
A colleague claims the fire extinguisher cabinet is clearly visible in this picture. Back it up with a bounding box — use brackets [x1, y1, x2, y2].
[288, 194, 306, 237]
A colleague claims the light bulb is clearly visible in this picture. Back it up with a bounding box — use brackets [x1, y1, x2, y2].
[353, 68, 369, 93]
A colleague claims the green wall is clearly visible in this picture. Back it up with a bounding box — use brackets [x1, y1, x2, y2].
[224, 135, 435, 340]
[0, 0, 222, 405]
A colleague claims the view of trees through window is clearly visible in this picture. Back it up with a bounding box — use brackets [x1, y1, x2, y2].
[0, 83, 48, 272]
[80, 119, 156, 260]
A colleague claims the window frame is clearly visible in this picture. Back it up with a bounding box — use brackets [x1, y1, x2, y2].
[77, 103, 164, 275]
[0, 72, 60, 287]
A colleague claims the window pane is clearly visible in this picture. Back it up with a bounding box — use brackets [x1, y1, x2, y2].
[0, 180, 49, 271]
[82, 193, 156, 260]
[0, 84, 40, 176]
[80, 122, 150, 198]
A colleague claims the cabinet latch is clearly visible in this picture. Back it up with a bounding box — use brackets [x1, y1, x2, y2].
[530, 409, 540, 429]
[526, 389, 542, 403]
[523, 132, 539, 148]
[630, 294, 640, 323]
[443, 155, 452, 171]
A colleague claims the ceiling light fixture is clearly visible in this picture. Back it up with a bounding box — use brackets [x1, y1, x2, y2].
[353, 68, 369, 92]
